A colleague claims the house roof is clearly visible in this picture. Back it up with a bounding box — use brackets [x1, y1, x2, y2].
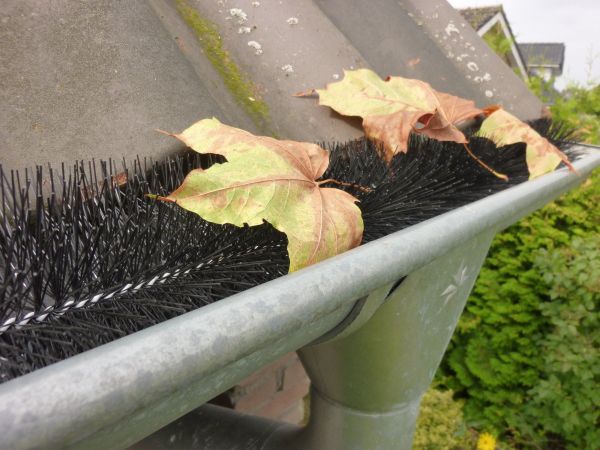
[458, 5, 502, 31]
[1, 0, 544, 174]
[519, 43, 565, 71]
[457, 5, 528, 80]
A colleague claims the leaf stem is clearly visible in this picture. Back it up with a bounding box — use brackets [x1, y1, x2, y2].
[462, 143, 509, 181]
[146, 193, 176, 203]
[317, 178, 373, 193]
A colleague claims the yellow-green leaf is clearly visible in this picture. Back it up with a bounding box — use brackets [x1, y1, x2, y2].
[479, 108, 574, 179]
[297, 68, 483, 160]
[158, 118, 363, 272]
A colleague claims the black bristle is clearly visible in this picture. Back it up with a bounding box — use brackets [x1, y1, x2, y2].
[0, 122, 573, 382]
[0, 152, 289, 381]
[323, 134, 528, 241]
[528, 117, 579, 149]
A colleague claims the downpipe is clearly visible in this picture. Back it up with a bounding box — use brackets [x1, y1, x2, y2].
[273, 232, 495, 449]
[136, 231, 495, 450]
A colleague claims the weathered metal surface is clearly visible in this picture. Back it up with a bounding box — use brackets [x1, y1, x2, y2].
[0, 147, 597, 449]
[114, 232, 497, 450]
[130, 404, 295, 450]
[292, 232, 494, 449]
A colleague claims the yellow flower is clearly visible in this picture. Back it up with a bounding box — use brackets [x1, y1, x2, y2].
[477, 432, 497, 450]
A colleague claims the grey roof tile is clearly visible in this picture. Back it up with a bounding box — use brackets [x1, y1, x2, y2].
[519, 43, 565, 70]
[458, 5, 502, 31]
[1, 0, 543, 173]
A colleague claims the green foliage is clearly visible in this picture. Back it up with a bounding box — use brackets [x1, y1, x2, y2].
[175, 0, 272, 132]
[413, 388, 472, 450]
[483, 26, 513, 59]
[439, 169, 600, 448]
[550, 83, 600, 145]
[523, 236, 600, 449]
[528, 77, 600, 145]
[526, 75, 555, 102]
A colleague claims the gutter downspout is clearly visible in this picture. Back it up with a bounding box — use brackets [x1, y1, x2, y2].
[135, 231, 495, 450]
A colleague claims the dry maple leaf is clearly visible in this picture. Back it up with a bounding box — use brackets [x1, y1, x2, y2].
[479, 108, 574, 179]
[296, 68, 483, 161]
[156, 118, 363, 272]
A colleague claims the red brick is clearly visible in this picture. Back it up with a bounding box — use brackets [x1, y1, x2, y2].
[254, 377, 310, 419]
[227, 352, 310, 421]
[281, 359, 310, 390]
[278, 402, 305, 424]
[236, 352, 297, 388]
[233, 373, 279, 413]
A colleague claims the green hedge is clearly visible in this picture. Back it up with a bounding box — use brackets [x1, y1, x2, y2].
[439, 169, 599, 449]
[413, 388, 471, 450]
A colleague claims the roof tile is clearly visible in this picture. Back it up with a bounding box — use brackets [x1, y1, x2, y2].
[518, 43, 565, 69]
[458, 5, 502, 30]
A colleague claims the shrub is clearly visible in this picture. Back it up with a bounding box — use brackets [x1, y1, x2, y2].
[522, 236, 600, 448]
[439, 168, 599, 448]
[550, 83, 600, 145]
[413, 388, 471, 450]
[528, 77, 600, 145]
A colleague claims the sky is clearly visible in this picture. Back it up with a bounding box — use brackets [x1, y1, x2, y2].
[448, 0, 600, 89]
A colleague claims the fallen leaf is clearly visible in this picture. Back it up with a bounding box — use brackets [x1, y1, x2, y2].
[482, 104, 501, 116]
[157, 118, 363, 272]
[296, 68, 483, 160]
[111, 172, 128, 188]
[478, 108, 574, 179]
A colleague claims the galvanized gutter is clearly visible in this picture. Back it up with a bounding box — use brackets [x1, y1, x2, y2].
[0, 146, 598, 450]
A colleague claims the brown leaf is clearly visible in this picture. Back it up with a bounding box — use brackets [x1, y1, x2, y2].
[299, 69, 483, 160]
[156, 118, 364, 272]
[435, 92, 486, 125]
[479, 108, 574, 179]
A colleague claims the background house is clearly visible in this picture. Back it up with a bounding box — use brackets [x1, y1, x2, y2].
[458, 5, 528, 80]
[458, 5, 565, 84]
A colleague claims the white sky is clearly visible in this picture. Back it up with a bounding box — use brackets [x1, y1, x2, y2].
[448, 0, 600, 89]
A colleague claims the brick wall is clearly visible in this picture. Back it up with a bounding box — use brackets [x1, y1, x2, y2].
[211, 352, 310, 425]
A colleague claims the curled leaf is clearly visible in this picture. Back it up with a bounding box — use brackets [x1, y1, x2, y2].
[478, 108, 574, 179]
[296, 68, 483, 160]
[157, 118, 363, 272]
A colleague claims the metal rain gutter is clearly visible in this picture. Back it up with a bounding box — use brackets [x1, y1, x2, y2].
[0, 146, 598, 450]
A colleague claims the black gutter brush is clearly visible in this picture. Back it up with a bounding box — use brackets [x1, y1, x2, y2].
[0, 119, 576, 383]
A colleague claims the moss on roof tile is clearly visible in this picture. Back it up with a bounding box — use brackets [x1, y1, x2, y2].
[175, 0, 273, 133]
[458, 5, 502, 31]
